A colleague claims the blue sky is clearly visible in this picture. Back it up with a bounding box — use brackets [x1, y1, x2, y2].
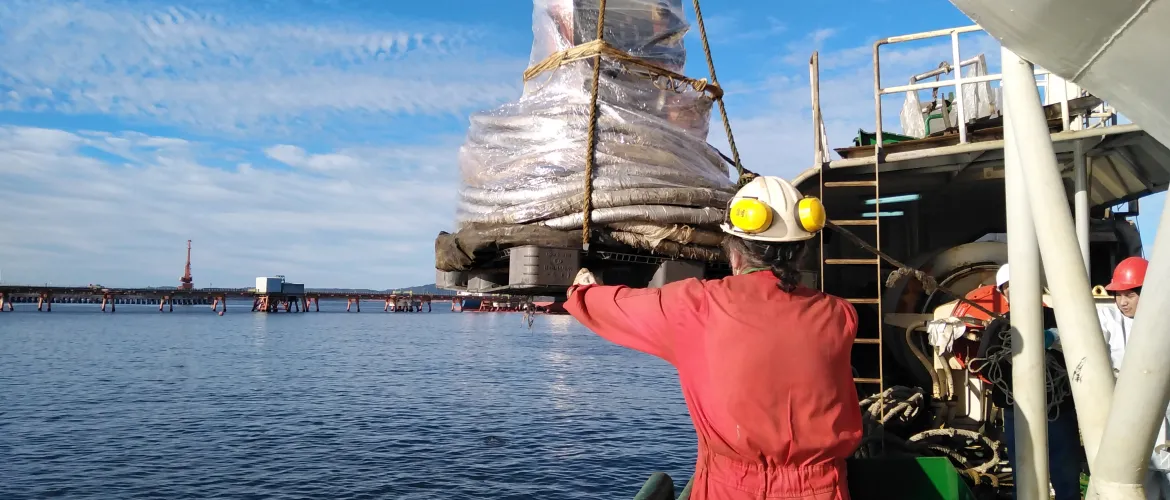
[0, 0, 1162, 288]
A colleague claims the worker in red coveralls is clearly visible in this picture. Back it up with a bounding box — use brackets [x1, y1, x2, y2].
[564, 176, 863, 500]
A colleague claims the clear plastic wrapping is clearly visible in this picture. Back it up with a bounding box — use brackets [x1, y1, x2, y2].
[899, 55, 999, 138]
[960, 55, 998, 120]
[900, 90, 927, 138]
[455, 0, 735, 234]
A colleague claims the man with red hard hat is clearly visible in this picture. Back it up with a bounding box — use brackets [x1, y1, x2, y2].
[1099, 256, 1149, 374]
[1106, 256, 1146, 319]
[1097, 256, 1169, 498]
[564, 176, 863, 500]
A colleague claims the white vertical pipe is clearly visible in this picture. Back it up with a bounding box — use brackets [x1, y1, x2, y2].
[1074, 140, 1091, 274]
[1003, 79, 1050, 500]
[951, 31, 968, 143]
[1001, 48, 1116, 466]
[1087, 191, 1170, 500]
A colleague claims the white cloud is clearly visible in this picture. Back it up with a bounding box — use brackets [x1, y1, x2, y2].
[0, 0, 525, 136]
[0, 125, 460, 288]
[4, 6, 1132, 292]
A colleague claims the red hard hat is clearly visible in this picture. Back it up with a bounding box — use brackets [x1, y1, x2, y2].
[1105, 256, 1148, 292]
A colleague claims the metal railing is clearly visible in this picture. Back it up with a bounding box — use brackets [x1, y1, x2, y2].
[873, 25, 1053, 151]
[868, 24, 1119, 158]
[773, 24, 1133, 177]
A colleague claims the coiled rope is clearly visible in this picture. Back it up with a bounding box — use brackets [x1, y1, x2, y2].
[966, 325, 1072, 420]
[856, 386, 1008, 488]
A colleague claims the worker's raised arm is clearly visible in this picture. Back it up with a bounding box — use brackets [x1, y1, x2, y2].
[564, 275, 708, 365]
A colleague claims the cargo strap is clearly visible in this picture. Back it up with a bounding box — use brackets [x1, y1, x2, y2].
[689, 0, 749, 188]
[522, 0, 748, 250]
[826, 222, 1006, 321]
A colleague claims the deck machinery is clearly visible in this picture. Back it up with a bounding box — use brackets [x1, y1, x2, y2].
[800, 24, 1165, 423]
[789, 24, 1169, 500]
[630, 24, 1170, 500]
[437, 12, 1170, 500]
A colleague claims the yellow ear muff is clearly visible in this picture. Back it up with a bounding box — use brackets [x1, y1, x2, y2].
[728, 198, 772, 233]
[796, 197, 826, 232]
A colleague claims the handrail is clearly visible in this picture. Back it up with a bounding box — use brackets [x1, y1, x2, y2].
[873, 24, 1060, 150]
[803, 28, 1130, 186]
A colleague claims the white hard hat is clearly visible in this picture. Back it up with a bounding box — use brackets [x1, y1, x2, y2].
[996, 263, 1009, 290]
[719, 176, 826, 243]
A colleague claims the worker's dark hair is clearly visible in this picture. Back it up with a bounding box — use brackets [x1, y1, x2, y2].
[723, 236, 808, 292]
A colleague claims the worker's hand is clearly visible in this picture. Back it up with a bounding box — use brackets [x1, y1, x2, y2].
[1044, 328, 1060, 350]
[573, 268, 599, 286]
[566, 268, 599, 300]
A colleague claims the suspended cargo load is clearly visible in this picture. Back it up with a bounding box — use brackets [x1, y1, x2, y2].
[435, 0, 743, 295]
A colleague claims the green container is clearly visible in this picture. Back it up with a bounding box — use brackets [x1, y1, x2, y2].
[635, 457, 974, 500]
[847, 457, 976, 500]
[852, 129, 919, 147]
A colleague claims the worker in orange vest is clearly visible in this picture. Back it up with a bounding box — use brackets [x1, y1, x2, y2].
[565, 176, 863, 500]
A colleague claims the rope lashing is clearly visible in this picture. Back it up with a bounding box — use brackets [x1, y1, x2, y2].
[519, 0, 749, 252]
[579, 0, 609, 251]
[825, 222, 1006, 321]
[689, 0, 748, 187]
[521, 39, 723, 99]
[885, 267, 937, 293]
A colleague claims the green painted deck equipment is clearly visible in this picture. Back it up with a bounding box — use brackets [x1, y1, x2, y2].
[846, 457, 977, 500]
[851, 128, 919, 147]
[632, 457, 975, 500]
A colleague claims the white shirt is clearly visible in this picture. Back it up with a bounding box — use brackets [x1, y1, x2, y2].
[1098, 303, 1170, 471]
[1097, 303, 1132, 377]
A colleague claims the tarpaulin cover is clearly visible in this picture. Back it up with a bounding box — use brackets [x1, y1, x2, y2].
[439, 0, 734, 270]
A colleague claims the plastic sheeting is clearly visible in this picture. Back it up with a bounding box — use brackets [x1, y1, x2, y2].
[898, 56, 999, 138]
[961, 55, 998, 120]
[449, 0, 734, 267]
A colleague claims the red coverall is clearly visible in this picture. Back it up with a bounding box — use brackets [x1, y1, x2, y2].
[565, 270, 863, 500]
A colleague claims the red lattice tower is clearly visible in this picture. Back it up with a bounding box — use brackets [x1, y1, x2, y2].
[179, 240, 193, 290]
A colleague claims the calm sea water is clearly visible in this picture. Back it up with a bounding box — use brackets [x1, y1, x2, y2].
[0, 300, 696, 499]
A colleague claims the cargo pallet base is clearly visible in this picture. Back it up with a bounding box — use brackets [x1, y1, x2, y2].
[437, 245, 731, 297]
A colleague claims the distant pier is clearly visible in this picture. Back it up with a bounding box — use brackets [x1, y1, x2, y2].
[0, 285, 457, 314]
